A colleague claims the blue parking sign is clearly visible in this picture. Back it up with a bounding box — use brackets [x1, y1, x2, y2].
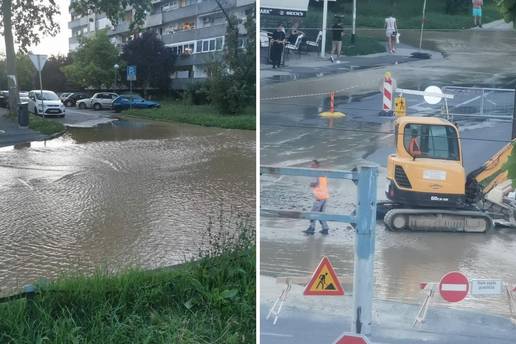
[127, 65, 137, 81]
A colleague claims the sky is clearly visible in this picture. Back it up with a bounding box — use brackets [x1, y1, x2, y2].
[0, 0, 71, 57]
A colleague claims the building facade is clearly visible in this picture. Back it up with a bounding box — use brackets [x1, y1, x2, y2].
[68, 0, 255, 89]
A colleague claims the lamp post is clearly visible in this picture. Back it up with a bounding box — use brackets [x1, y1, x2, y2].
[114, 63, 119, 90]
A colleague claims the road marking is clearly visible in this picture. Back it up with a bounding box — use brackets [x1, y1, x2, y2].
[441, 283, 468, 291]
[17, 178, 33, 190]
[262, 332, 294, 338]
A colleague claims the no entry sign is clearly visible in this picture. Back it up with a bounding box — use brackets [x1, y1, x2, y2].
[333, 333, 370, 344]
[439, 271, 469, 302]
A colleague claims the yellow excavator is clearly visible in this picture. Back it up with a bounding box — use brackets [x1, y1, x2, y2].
[379, 116, 516, 232]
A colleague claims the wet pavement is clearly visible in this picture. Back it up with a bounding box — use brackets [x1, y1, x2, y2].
[260, 29, 516, 335]
[0, 120, 255, 293]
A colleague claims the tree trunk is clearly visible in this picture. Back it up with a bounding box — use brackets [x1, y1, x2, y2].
[2, 0, 19, 116]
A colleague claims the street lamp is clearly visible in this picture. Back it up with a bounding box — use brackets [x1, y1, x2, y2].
[114, 63, 119, 90]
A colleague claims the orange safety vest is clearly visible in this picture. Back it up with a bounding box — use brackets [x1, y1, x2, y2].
[408, 137, 422, 157]
[313, 176, 329, 200]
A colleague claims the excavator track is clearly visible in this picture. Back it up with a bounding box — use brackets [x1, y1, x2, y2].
[384, 208, 494, 233]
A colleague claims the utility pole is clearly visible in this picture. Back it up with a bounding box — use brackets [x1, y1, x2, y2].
[321, 0, 328, 58]
[351, 0, 357, 43]
[419, 0, 428, 49]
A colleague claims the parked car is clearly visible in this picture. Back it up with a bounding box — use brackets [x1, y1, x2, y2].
[112, 96, 160, 112]
[0, 90, 9, 107]
[28, 90, 65, 117]
[19, 91, 30, 104]
[63, 92, 90, 107]
[76, 92, 119, 110]
[59, 92, 72, 102]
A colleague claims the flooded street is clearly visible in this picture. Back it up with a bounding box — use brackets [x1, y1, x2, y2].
[0, 120, 255, 293]
[261, 29, 516, 317]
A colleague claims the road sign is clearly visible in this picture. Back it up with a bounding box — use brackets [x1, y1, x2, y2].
[127, 65, 137, 81]
[439, 271, 469, 302]
[471, 279, 503, 296]
[424, 85, 444, 104]
[333, 333, 370, 344]
[29, 54, 48, 72]
[304, 256, 344, 296]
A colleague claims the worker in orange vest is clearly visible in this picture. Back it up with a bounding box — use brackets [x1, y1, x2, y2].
[303, 160, 330, 235]
[408, 129, 422, 157]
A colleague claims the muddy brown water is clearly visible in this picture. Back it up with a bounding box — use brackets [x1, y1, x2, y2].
[0, 120, 255, 294]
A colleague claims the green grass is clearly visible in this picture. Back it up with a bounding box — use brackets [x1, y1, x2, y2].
[120, 101, 256, 130]
[342, 36, 385, 56]
[28, 114, 65, 136]
[266, 0, 502, 34]
[0, 216, 256, 344]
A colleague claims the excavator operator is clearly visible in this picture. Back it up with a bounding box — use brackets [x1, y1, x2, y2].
[408, 129, 422, 157]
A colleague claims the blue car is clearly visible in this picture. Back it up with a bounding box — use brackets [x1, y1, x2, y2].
[112, 95, 160, 112]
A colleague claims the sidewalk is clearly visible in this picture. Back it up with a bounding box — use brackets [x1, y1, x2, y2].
[261, 276, 516, 344]
[261, 43, 441, 84]
[0, 108, 47, 148]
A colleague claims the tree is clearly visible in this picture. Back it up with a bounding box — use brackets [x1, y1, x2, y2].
[206, 12, 256, 115]
[121, 31, 175, 97]
[0, 0, 60, 113]
[497, 0, 516, 29]
[63, 31, 121, 89]
[42, 55, 78, 92]
[16, 54, 36, 91]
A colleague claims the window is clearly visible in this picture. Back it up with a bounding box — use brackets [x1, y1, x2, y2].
[209, 39, 215, 51]
[202, 40, 209, 51]
[403, 124, 460, 160]
[196, 40, 202, 53]
[215, 37, 223, 50]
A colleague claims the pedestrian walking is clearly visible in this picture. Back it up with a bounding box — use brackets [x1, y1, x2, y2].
[385, 14, 398, 54]
[330, 18, 345, 62]
[472, 0, 483, 27]
[270, 24, 286, 69]
[303, 160, 330, 235]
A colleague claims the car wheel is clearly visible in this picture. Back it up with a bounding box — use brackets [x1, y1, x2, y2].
[79, 103, 86, 109]
[66, 101, 72, 107]
[93, 103, 102, 110]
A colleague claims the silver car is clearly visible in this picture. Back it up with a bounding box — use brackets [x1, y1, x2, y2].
[76, 92, 119, 110]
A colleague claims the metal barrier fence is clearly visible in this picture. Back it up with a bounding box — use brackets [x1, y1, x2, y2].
[442, 86, 515, 120]
[260, 165, 378, 335]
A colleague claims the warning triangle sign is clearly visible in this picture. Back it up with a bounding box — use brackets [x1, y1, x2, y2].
[304, 256, 344, 296]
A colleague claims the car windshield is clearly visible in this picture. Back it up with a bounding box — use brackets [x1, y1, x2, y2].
[35, 91, 59, 101]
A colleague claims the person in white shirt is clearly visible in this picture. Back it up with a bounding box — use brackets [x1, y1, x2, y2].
[385, 15, 398, 54]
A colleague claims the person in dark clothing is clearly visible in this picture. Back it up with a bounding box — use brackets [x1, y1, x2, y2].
[331, 19, 344, 60]
[270, 24, 286, 69]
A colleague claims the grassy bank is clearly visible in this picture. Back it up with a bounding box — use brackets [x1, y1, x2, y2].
[28, 114, 65, 136]
[0, 242, 255, 342]
[121, 101, 256, 130]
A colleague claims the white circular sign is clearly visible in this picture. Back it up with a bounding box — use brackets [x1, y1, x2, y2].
[424, 85, 443, 105]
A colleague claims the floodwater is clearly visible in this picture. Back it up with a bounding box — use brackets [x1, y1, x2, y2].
[0, 120, 255, 293]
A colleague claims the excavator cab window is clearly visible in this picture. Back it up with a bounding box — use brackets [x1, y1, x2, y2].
[403, 124, 459, 160]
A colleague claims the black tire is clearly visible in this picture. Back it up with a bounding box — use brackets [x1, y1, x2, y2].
[79, 103, 86, 109]
[93, 103, 102, 110]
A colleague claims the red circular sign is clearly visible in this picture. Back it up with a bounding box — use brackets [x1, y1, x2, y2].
[334, 333, 370, 344]
[439, 271, 469, 303]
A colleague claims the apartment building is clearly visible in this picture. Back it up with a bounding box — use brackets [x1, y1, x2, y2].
[68, 0, 255, 89]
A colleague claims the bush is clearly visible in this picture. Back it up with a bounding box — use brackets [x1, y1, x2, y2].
[182, 81, 209, 105]
[446, 0, 469, 15]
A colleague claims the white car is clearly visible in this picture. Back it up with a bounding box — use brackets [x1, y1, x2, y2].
[76, 92, 119, 110]
[28, 90, 65, 117]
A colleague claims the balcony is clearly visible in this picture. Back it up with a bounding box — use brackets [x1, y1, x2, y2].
[144, 13, 163, 28]
[162, 24, 226, 45]
[173, 51, 222, 67]
[163, 0, 236, 24]
[68, 16, 91, 29]
[110, 20, 131, 35]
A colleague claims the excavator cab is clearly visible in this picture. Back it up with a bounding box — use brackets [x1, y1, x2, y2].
[386, 117, 466, 208]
